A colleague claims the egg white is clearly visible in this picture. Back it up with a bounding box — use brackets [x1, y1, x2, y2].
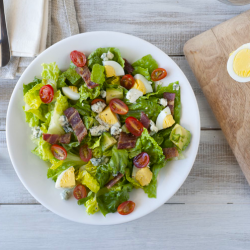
[156, 107, 171, 130]
[134, 74, 153, 93]
[103, 61, 125, 76]
[227, 43, 250, 83]
[62, 87, 80, 100]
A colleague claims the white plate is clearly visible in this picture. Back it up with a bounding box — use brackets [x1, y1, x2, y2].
[6, 31, 200, 225]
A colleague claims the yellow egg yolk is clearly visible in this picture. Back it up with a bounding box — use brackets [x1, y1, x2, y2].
[59, 167, 75, 188]
[99, 106, 119, 125]
[135, 167, 153, 186]
[132, 79, 146, 94]
[104, 65, 116, 77]
[233, 48, 250, 77]
[163, 115, 175, 129]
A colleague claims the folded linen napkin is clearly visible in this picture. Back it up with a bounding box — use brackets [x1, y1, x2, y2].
[0, 0, 79, 79]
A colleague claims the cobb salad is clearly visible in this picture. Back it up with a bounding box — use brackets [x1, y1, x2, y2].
[23, 47, 191, 216]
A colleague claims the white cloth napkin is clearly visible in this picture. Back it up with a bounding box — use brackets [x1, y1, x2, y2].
[4, 0, 49, 57]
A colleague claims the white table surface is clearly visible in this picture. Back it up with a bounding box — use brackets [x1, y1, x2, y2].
[1, 1, 250, 249]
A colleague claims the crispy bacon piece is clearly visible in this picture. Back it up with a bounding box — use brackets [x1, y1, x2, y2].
[58, 133, 72, 144]
[64, 107, 87, 143]
[140, 112, 150, 129]
[43, 133, 72, 145]
[123, 58, 134, 74]
[75, 66, 98, 89]
[163, 92, 175, 115]
[117, 132, 137, 149]
[163, 147, 179, 160]
[105, 173, 124, 189]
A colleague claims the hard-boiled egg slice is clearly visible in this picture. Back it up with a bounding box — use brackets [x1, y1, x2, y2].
[55, 166, 76, 189]
[156, 107, 175, 130]
[62, 87, 80, 100]
[227, 43, 250, 82]
[133, 74, 153, 94]
[103, 61, 125, 77]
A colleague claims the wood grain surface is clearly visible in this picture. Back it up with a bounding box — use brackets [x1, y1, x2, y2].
[184, 10, 250, 186]
[1, 0, 250, 249]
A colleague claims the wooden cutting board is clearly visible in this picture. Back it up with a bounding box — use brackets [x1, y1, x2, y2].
[184, 10, 250, 184]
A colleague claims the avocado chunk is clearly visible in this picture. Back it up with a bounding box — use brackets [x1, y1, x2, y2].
[62, 68, 82, 85]
[101, 132, 117, 152]
[106, 88, 123, 104]
[170, 124, 191, 151]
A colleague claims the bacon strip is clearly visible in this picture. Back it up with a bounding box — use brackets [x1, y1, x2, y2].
[105, 173, 124, 189]
[123, 58, 134, 74]
[140, 112, 150, 129]
[163, 147, 179, 160]
[117, 132, 137, 149]
[43, 133, 72, 145]
[163, 92, 176, 115]
[75, 66, 98, 89]
[64, 107, 87, 143]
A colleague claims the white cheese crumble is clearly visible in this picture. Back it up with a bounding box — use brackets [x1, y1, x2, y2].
[59, 115, 73, 133]
[110, 123, 122, 138]
[100, 90, 106, 98]
[90, 157, 109, 166]
[173, 83, 180, 91]
[126, 89, 143, 103]
[60, 189, 71, 200]
[31, 127, 43, 139]
[91, 101, 106, 113]
[158, 98, 168, 107]
[154, 80, 163, 91]
[95, 115, 111, 128]
[107, 51, 114, 59]
[149, 120, 159, 135]
[101, 53, 108, 61]
[89, 125, 109, 136]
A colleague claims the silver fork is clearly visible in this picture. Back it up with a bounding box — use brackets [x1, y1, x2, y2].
[0, 0, 10, 67]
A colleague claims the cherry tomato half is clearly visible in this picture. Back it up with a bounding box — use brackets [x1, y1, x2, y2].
[133, 152, 150, 168]
[73, 184, 88, 200]
[117, 201, 135, 215]
[39, 85, 54, 104]
[120, 74, 135, 90]
[91, 98, 106, 105]
[51, 144, 67, 160]
[109, 98, 129, 115]
[70, 50, 87, 67]
[151, 68, 167, 81]
[79, 144, 92, 162]
[125, 117, 144, 136]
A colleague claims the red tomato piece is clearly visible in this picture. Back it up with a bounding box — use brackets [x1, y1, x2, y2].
[39, 85, 54, 104]
[73, 184, 88, 200]
[109, 98, 129, 115]
[125, 117, 143, 136]
[117, 201, 135, 215]
[133, 152, 150, 168]
[51, 144, 67, 160]
[70, 50, 87, 67]
[120, 74, 135, 90]
[151, 68, 167, 81]
[79, 144, 92, 162]
[91, 98, 106, 105]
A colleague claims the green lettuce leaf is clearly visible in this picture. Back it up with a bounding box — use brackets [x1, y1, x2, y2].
[125, 168, 142, 189]
[121, 97, 163, 123]
[82, 161, 98, 176]
[47, 91, 69, 134]
[24, 110, 40, 127]
[132, 66, 151, 80]
[24, 82, 45, 109]
[83, 116, 95, 129]
[23, 77, 42, 95]
[91, 64, 105, 85]
[41, 62, 60, 91]
[57, 74, 67, 88]
[76, 170, 100, 193]
[78, 192, 100, 215]
[62, 141, 80, 152]
[152, 127, 174, 147]
[132, 54, 158, 74]
[95, 164, 112, 187]
[127, 139, 142, 159]
[97, 183, 132, 216]
[32, 137, 54, 161]
[109, 146, 129, 175]
[79, 83, 101, 101]
[70, 100, 92, 117]
[88, 47, 125, 69]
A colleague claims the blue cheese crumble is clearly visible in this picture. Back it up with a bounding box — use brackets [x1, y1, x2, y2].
[31, 127, 42, 138]
[59, 115, 73, 133]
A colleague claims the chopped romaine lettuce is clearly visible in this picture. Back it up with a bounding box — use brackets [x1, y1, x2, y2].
[132, 66, 151, 80]
[23, 77, 42, 95]
[76, 170, 100, 193]
[62, 67, 82, 85]
[79, 83, 101, 101]
[95, 164, 112, 187]
[24, 82, 45, 109]
[132, 54, 158, 74]
[32, 137, 54, 161]
[41, 62, 60, 91]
